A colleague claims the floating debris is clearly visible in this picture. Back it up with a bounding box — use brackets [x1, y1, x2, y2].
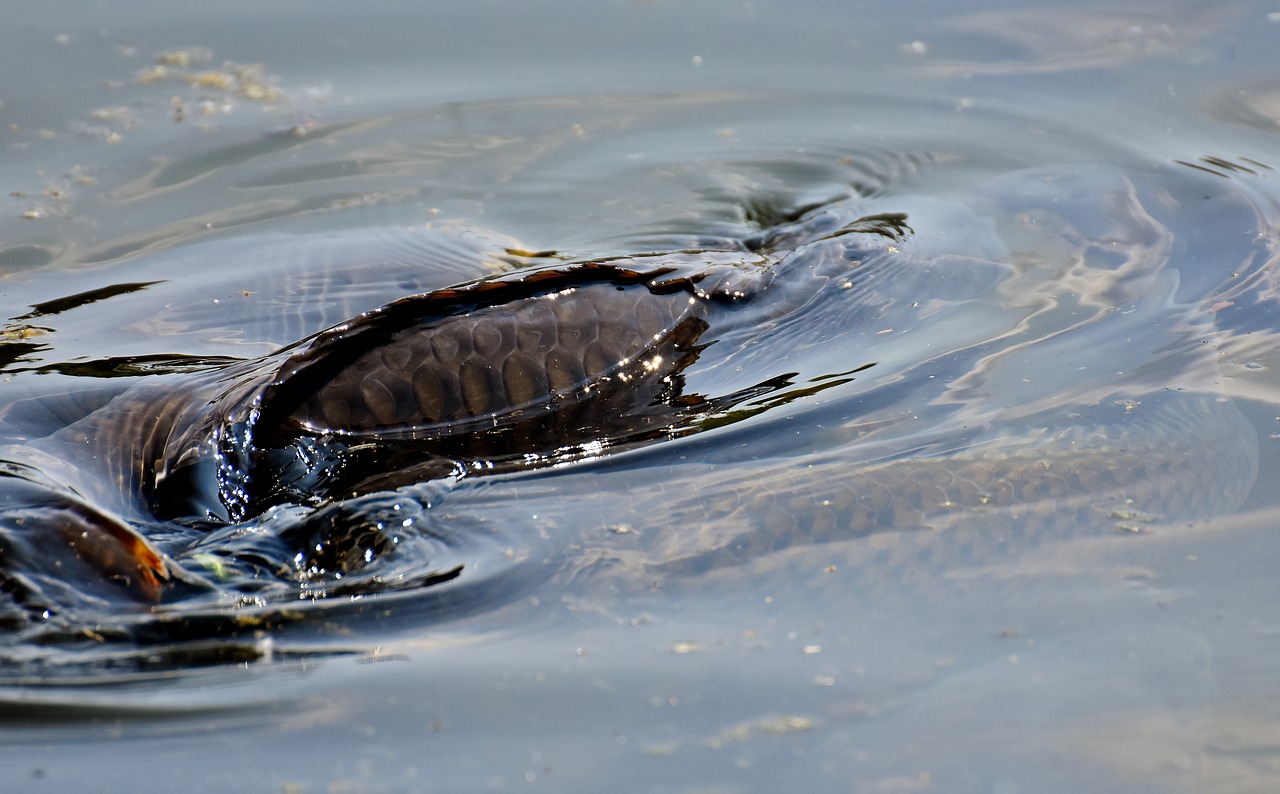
[154, 47, 214, 68]
[669, 640, 703, 654]
[135, 56, 284, 106]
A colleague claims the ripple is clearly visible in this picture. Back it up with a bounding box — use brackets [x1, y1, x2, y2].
[0, 86, 1278, 676]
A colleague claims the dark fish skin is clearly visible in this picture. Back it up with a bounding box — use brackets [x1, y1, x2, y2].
[261, 263, 714, 441]
[224, 256, 831, 516]
[0, 213, 885, 628]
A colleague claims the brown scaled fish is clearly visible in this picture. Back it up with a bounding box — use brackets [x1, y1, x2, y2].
[0, 211, 913, 616]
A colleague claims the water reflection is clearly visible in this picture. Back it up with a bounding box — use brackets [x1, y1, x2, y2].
[926, 1, 1242, 75]
[0, 148, 1268, 681]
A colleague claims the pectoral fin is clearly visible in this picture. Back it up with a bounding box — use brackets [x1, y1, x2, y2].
[0, 474, 170, 605]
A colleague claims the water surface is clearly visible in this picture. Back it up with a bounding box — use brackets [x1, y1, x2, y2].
[3, 1, 1280, 792]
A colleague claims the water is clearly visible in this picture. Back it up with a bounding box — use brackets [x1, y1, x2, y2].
[3, 1, 1280, 791]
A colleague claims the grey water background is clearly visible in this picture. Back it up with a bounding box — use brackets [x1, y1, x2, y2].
[3, 0, 1280, 792]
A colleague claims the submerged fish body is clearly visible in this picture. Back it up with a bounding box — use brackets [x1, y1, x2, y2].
[0, 182, 1262, 660]
[162, 211, 917, 520]
[0, 207, 918, 616]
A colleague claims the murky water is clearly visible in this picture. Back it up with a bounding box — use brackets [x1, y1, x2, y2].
[3, 1, 1280, 792]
